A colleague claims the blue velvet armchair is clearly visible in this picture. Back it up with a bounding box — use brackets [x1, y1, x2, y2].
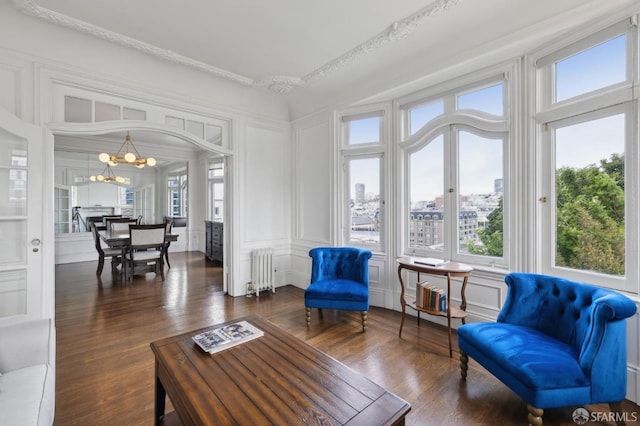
[305, 247, 372, 332]
[458, 273, 637, 426]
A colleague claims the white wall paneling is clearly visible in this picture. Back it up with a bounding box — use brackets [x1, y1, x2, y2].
[293, 119, 332, 245]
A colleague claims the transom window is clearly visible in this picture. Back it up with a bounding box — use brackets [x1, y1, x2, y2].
[555, 34, 627, 102]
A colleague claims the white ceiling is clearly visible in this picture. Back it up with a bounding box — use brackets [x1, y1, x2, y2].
[11, 0, 639, 115]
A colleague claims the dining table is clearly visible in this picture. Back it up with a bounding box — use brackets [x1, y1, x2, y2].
[98, 229, 179, 278]
[98, 229, 179, 248]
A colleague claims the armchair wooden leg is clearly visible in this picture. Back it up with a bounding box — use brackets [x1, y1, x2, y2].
[527, 404, 543, 426]
[306, 307, 311, 327]
[460, 351, 468, 381]
[361, 311, 368, 332]
[610, 401, 626, 426]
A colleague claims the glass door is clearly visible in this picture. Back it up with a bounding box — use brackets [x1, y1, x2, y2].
[0, 110, 46, 323]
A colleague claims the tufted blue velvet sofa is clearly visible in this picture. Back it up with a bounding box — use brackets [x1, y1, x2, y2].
[305, 247, 372, 331]
[458, 273, 637, 425]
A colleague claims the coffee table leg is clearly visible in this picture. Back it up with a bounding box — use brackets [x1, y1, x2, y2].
[154, 361, 166, 425]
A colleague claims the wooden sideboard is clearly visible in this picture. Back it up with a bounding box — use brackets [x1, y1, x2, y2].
[205, 220, 223, 262]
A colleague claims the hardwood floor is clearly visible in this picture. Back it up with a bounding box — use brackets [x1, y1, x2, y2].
[55, 252, 637, 425]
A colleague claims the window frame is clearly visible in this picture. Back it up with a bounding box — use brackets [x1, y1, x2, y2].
[343, 153, 384, 250]
[535, 19, 639, 292]
[337, 103, 390, 252]
[167, 170, 188, 218]
[397, 70, 512, 268]
[207, 158, 225, 221]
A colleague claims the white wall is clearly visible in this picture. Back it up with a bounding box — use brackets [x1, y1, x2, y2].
[236, 120, 291, 292]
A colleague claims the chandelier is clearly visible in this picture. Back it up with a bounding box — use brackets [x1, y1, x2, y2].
[98, 132, 156, 168]
[90, 164, 125, 184]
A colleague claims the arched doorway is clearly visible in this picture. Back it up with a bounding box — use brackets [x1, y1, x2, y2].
[50, 121, 232, 293]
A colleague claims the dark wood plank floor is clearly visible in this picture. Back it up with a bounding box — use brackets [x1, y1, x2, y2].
[54, 252, 638, 425]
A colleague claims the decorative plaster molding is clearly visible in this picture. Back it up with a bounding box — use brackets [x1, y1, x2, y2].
[11, 0, 462, 94]
[301, 0, 462, 87]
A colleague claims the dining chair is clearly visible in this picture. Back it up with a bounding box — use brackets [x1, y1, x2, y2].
[86, 216, 104, 230]
[109, 218, 138, 233]
[163, 218, 173, 268]
[124, 224, 166, 283]
[90, 225, 122, 276]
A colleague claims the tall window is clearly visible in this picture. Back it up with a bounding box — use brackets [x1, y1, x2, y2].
[167, 170, 187, 217]
[208, 159, 224, 221]
[537, 20, 637, 289]
[401, 76, 508, 266]
[340, 108, 387, 251]
[347, 156, 381, 246]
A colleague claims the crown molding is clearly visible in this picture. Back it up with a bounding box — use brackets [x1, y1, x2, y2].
[12, 0, 462, 94]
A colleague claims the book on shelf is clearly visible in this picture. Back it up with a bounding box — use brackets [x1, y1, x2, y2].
[192, 320, 264, 354]
[414, 257, 447, 267]
[415, 281, 447, 312]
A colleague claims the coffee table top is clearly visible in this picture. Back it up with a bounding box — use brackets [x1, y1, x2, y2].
[150, 315, 411, 425]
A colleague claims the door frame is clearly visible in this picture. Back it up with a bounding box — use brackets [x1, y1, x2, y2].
[48, 120, 233, 294]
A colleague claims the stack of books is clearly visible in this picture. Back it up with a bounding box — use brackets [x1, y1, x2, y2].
[415, 281, 447, 312]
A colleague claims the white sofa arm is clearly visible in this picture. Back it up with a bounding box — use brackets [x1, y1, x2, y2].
[0, 319, 55, 373]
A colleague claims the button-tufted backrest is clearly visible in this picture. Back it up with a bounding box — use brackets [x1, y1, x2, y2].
[309, 247, 372, 285]
[498, 273, 636, 369]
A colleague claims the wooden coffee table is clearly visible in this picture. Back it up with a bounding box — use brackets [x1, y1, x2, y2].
[150, 315, 411, 425]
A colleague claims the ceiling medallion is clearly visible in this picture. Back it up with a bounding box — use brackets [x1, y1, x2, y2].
[12, 0, 462, 94]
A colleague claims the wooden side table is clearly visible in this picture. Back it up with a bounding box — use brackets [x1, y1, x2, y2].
[396, 256, 473, 357]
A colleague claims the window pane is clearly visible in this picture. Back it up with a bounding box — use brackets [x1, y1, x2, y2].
[206, 124, 222, 145]
[213, 182, 224, 221]
[0, 220, 26, 265]
[409, 101, 444, 135]
[123, 107, 146, 120]
[409, 135, 444, 252]
[187, 120, 204, 139]
[556, 35, 626, 102]
[208, 162, 224, 178]
[348, 117, 380, 145]
[64, 96, 92, 123]
[554, 114, 625, 275]
[349, 158, 380, 245]
[0, 270, 27, 318]
[165, 116, 184, 130]
[458, 131, 503, 257]
[457, 83, 504, 116]
[95, 102, 120, 122]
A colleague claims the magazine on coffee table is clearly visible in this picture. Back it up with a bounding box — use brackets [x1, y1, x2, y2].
[192, 320, 264, 354]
